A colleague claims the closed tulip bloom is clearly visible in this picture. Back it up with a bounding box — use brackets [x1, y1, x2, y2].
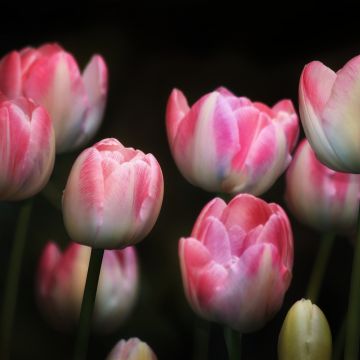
[0, 96, 55, 200]
[299, 57, 360, 173]
[106, 338, 157, 360]
[0, 43, 108, 153]
[278, 299, 332, 360]
[286, 139, 360, 233]
[36, 241, 138, 333]
[179, 194, 293, 332]
[166, 87, 299, 195]
[62, 138, 164, 249]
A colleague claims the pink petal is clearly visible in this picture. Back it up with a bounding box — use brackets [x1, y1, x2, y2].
[62, 148, 104, 247]
[36, 241, 62, 298]
[201, 217, 231, 264]
[192, 197, 226, 238]
[321, 55, 360, 172]
[0, 51, 22, 98]
[79, 55, 108, 147]
[222, 194, 272, 232]
[301, 61, 336, 116]
[166, 88, 190, 142]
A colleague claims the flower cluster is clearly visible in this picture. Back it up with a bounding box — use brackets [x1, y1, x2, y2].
[0, 41, 359, 359]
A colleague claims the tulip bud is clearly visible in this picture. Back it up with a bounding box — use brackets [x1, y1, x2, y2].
[36, 241, 138, 333]
[299, 57, 360, 173]
[0, 96, 55, 200]
[166, 87, 299, 195]
[106, 338, 157, 360]
[0, 43, 108, 153]
[285, 139, 360, 233]
[179, 193, 293, 332]
[62, 138, 164, 249]
[278, 299, 332, 360]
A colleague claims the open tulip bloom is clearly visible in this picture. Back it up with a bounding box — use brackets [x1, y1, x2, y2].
[0, 43, 108, 153]
[166, 87, 299, 195]
[179, 194, 293, 333]
[299, 56, 360, 173]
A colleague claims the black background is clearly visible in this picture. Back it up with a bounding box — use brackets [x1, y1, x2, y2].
[0, 4, 358, 359]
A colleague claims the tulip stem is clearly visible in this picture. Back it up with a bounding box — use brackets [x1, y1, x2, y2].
[345, 212, 360, 360]
[306, 232, 335, 303]
[73, 248, 104, 360]
[224, 327, 242, 360]
[0, 200, 33, 360]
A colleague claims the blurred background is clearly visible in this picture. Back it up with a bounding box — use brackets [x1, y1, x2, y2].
[0, 4, 358, 359]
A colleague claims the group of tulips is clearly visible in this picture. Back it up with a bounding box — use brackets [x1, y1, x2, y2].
[0, 42, 359, 360]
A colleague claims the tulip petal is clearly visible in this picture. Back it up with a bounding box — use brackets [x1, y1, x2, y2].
[299, 61, 346, 171]
[192, 197, 226, 238]
[322, 56, 360, 172]
[62, 148, 104, 247]
[166, 88, 190, 142]
[222, 194, 272, 232]
[201, 217, 231, 264]
[79, 55, 108, 148]
[0, 51, 22, 98]
[23, 51, 88, 152]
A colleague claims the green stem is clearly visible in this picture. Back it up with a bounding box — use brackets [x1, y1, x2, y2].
[0, 200, 33, 360]
[306, 232, 335, 303]
[224, 327, 242, 360]
[345, 213, 360, 360]
[73, 248, 104, 360]
[332, 315, 346, 360]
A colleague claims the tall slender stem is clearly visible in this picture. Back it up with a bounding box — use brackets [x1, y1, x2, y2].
[306, 232, 335, 303]
[224, 327, 242, 360]
[0, 200, 33, 360]
[208, 323, 228, 360]
[345, 213, 360, 360]
[73, 248, 104, 360]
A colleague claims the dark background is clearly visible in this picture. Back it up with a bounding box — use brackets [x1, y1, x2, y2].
[0, 4, 358, 359]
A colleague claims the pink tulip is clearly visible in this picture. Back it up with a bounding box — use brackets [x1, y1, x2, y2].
[285, 139, 360, 233]
[106, 338, 157, 360]
[0, 43, 108, 153]
[166, 87, 299, 195]
[0, 96, 55, 200]
[62, 138, 164, 249]
[36, 241, 138, 333]
[299, 57, 360, 173]
[179, 194, 293, 332]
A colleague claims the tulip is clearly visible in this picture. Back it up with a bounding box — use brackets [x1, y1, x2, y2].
[278, 299, 332, 360]
[0, 43, 108, 153]
[36, 241, 138, 333]
[299, 57, 360, 173]
[106, 338, 157, 360]
[62, 138, 164, 249]
[166, 87, 299, 195]
[0, 96, 55, 200]
[286, 139, 360, 233]
[179, 193, 293, 332]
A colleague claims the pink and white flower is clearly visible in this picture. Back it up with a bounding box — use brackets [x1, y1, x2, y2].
[285, 139, 360, 232]
[62, 138, 164, 249]
[36, 242, 139, 333]
[179, 194, 293, 332]
[166, 87, 299, 195]
[299, 57, 360, 173]
[0, 96, 55, 200]
[0, 43, 108, 153]
[106, 338, 157, 360]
